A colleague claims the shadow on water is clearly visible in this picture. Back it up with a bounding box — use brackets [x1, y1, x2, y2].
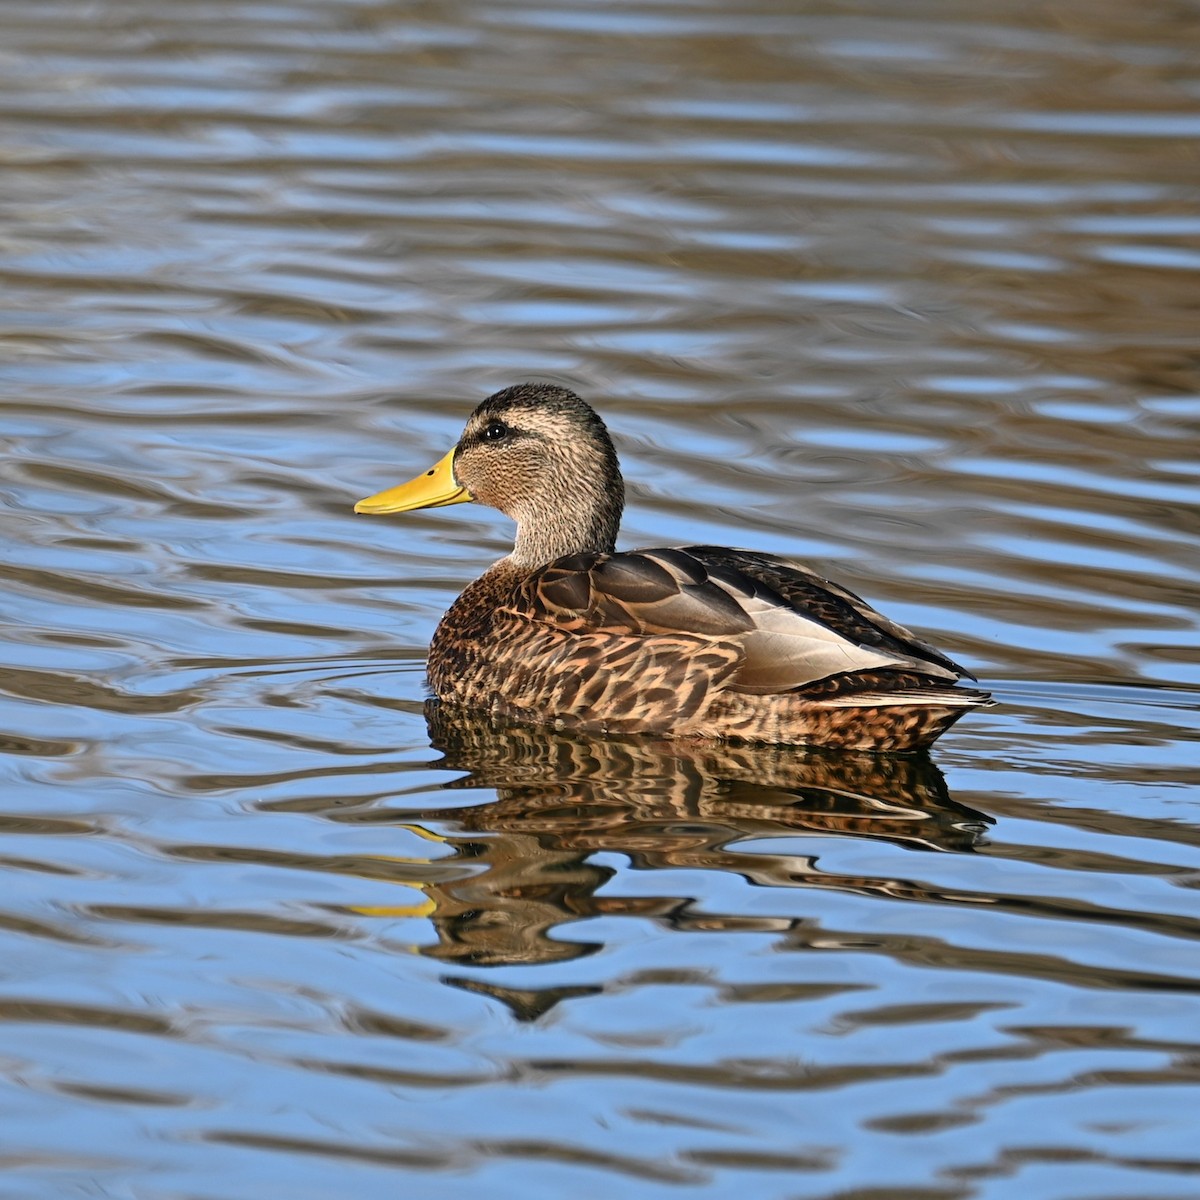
[390, 704, 994, 988]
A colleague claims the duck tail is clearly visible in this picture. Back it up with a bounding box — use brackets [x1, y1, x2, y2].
[810, 687, 993, 752]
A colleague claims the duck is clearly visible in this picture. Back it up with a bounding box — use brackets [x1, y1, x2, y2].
[355, 383, 990, 751]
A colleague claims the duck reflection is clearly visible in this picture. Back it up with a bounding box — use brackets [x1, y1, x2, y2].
[403, 704, 991, 978]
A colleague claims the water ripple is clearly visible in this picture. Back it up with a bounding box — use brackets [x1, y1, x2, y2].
[1, 0, 1198, 1196]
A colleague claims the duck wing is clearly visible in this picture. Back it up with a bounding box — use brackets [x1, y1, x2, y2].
[683, 545, 973, 682]
[522, 546, 967, 698]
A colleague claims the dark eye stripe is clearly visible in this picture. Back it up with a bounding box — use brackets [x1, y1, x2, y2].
[465, 417, 540, 449]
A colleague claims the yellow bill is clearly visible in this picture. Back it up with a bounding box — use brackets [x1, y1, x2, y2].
[354, 447, 473, 515]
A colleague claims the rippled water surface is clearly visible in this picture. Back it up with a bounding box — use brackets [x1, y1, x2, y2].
[2, 1, 1199, 1196]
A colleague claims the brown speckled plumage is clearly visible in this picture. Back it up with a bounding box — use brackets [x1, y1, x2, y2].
[359, 383, 992, 751]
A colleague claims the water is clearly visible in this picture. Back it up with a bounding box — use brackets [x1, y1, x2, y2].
[1, 1, 1199, 1196]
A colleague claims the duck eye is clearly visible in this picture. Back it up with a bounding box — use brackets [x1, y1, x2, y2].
[482, 420, 509, 443]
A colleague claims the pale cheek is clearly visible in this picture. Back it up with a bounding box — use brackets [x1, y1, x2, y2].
[466, 477, 500, 509]
[462, 464, 520, 515]
[461, 451, 544, 515]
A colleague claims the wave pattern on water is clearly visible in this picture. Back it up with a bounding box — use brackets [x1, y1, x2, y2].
[1, 0, 1199, 1196]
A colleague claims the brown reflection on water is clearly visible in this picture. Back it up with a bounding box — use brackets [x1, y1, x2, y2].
[390, 705, 993, 974]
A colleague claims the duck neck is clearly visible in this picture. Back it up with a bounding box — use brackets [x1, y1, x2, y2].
[509, 470, 624, 571]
